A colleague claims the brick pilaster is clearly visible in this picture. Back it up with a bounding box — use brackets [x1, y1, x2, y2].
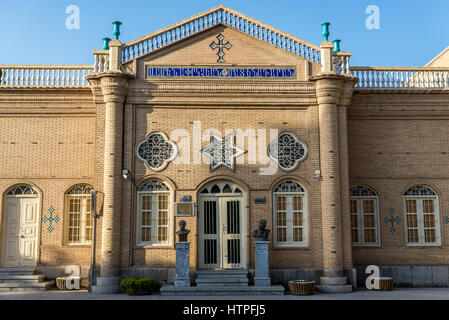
[87, 72, 134, 278]
[311, 73, 356, 277]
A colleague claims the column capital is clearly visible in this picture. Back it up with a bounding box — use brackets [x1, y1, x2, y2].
[339, 77, 358, 106]
[309, 74, 357, 106]
[87, 72, 135, 104]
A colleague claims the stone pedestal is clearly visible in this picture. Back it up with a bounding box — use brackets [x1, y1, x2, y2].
[175, 242, 190, 287]
[254, 241, 270, 286]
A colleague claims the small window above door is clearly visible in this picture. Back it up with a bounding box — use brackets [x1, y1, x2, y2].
[200, 182, 243, 195]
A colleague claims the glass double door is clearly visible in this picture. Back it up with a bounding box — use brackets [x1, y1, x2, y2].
[198, 197, 244, 269]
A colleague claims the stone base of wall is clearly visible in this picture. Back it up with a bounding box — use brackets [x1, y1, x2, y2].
[119, 267, 333, 291]
[37, 265, 449, 289]
[355, 265, 449, 287]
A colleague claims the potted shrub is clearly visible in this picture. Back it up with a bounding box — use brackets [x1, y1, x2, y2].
[288, 280, 315, 295]
[120, 277, 156, 296]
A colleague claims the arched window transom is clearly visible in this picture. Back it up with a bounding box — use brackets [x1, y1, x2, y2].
[138, 180, 170, 192]
[404, 185, 436, 196]
[7, 185, 38, 196]
[200, 182, 243, 195]
[350, 186, 377, 197]
[67, 185, 94, 195]
[273, 180, 307, 247]
[274, 180, 305, 193]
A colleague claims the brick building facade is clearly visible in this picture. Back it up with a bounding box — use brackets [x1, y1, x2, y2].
[1, 6, 449, 293]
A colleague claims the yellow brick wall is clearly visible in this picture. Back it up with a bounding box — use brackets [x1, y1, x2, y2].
[349, 92, 449, 266]
[125, 105, 323, 269]
[0, 89, 97, 273]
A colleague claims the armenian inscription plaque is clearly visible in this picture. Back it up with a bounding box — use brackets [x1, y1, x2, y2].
[145, 65, 296, 80]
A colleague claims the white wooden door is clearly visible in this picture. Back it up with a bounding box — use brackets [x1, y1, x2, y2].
[198, 197, 243, 269]
[3, 197, 39, 267]
[3, 198, 20, 266]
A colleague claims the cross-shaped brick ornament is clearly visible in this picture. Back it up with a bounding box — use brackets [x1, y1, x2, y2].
[210, 33, 232, 63]
[42, 206, 60, 233]
[384, 207, 401, 234]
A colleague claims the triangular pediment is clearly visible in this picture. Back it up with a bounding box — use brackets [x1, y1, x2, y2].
[122, 5, 322, 80]
[426, 46, 449, 67]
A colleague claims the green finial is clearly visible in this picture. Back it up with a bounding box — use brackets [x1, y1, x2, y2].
[102, 37, 111, 50]
[332, 39, 341, 52]
[112, 21, 122, 40]
[321, 22, 330, 41]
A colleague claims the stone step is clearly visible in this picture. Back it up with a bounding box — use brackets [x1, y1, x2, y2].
[161, 284, 284, 296]
[196, 277, 249, 287]
[0, 280, 55, 292]
[196, 269, 248, 276]
[0, 268, 36, 275]
[196, 269, 248, 278]
[0, 274, 45, 283]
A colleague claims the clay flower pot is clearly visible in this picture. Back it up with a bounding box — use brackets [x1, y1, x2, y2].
[374, 277, 394, 291]
[288, 280, 315, 295]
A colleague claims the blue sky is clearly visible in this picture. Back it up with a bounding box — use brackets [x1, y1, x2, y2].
[1, 0, 448, 66]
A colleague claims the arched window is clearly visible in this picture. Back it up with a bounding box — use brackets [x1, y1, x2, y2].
[404, 185, 441, 245]
[350, 186, 380, 245]
[273, 180, 307, 247]
[137, 180, 171, 246]
[65, 184, 94, 245]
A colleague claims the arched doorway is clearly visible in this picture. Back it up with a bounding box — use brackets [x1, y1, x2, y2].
[198, 181, 246, 269]
[2, 185, 40, 267]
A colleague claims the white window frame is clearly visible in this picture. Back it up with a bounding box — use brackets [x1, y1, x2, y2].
[65, 194, 92, 245]
[350, 196, 381, 247]
[273, 182, 308, 248]
[136, 183, 172, 247]
[404, 189, 441, 246]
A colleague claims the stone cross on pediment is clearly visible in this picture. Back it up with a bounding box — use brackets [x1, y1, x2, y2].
[210, 33, 232, 63]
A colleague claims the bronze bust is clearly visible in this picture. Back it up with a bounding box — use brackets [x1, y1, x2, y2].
[252, 219, 270, 241]
[176, 220, 190, 242]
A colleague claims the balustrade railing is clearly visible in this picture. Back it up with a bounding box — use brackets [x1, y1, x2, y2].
[333, 52, 351, 74]
[0, 65, 93, 87]
[122, 5, 321, 64]
[351, 67, 449, 89]
[93, 50, 109, 73]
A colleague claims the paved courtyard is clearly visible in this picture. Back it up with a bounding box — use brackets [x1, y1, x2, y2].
[1, 287, 449, 300]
